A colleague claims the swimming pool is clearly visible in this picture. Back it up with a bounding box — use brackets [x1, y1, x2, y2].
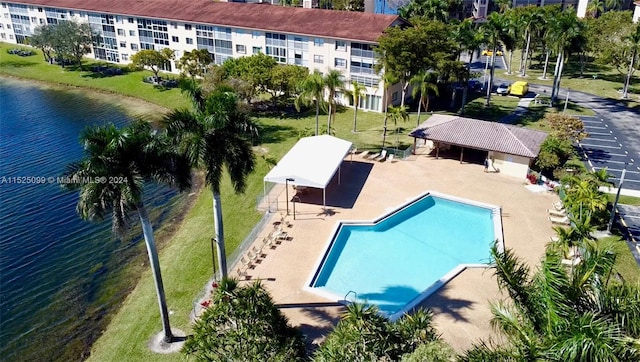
[306, 191, 503, 320]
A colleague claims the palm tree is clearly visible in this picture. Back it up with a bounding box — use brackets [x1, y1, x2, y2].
[294, 70, 325, 136]
[463, 243, 640, 361]
[323, 69, 345, 135]
[381, 72, 398, 149]
[343, 80, 366, 133]
[410, 71, 439, 126]
[549, 10, 585, 105]
[481, 12, 508, 106]
[388, 105, 409, 150]
[622, 23, 640, 99]
[63, 121, 191, 343]
[164, 80, 257, 279]
[587, 0, 604, 18]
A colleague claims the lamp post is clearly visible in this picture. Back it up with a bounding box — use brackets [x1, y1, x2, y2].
[607, 163, 628, 233]
[285, 178, 295, 216]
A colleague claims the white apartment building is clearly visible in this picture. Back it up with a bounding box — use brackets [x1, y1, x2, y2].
[0, 0, 408, 112]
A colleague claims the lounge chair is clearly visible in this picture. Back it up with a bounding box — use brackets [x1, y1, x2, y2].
[240, 256, 253, 268]
[367, 152, 380, 160]
[561, 256, 582, 266]
[387, 154, 395, 162]
[375, 150, 388, 162]
[236, 268, 250, 280]
[549, 215, 570, 225]
[359, 150, 370, 158]
[550, 236, 559, 242]
[552, 201, 564, 211]
[547, 209, 566, 217]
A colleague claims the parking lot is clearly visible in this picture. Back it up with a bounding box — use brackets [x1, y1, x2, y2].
[577, 116, 640, 191]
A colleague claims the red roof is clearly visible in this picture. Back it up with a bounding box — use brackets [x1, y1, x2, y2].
[12, 0, 406, 42]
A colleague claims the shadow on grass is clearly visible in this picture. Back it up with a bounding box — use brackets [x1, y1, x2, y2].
[1, 60, 39, 68]
[257, 123, 298, 145]
[463, 100, 516, 122]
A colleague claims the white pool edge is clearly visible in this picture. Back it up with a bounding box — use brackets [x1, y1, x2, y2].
[303, 190, 505, 321]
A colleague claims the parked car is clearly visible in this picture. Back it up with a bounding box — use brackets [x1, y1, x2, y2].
[496, 83, 510, 95]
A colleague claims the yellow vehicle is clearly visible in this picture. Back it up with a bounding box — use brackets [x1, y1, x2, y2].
[481, 49, 503, 56]
[509, 81, 529, 96]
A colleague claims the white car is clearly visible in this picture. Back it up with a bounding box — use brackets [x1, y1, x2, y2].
[496, 83, 510, 96]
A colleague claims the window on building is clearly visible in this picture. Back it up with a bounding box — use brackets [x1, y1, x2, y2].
[128, 17, 134, 23]
[171, 22, 177, 29]
[314, 54, 323, 64]
[392, 91, 398, 102]
[314, 38, 324, 47]
[30, 17, 36, 23]
[39, 19, 44, 24]
[184, 24, 192, 30]
[38, 7, 42, 12]
[253, 46, 262, 54]
[236, 44, 246, 54]
[117, 29, 125, 36]
[129, 30, 135, 36]
[252, 30, 260, 38]
[186, 37, 193, 45]
[236, 29, 244, 35]
[0, 33, 5, 39]
[172, 36, 179, 42]
[335, 40, 346, 51]
[131, 43, 138, 51]
[334, 58, 346, 68]
[121, 54, 128, 61]
[70, 11, 75, 17]
[266, 32, 287, 63]
[119, 41, 126, 48]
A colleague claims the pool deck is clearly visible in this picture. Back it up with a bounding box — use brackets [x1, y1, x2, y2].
[234, 152, 559, 352]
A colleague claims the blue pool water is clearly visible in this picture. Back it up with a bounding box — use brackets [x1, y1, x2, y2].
[309, 194, 500, 317]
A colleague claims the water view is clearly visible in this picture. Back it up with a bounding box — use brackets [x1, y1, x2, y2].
[0, 78, 183, 361]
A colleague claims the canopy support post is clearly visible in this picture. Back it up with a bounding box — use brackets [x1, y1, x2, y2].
[264, 181, 269, 213]
[460, 147, 464, 164]
[323, 188, 326, 209]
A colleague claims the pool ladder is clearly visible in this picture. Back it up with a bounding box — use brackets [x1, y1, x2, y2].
[344, 290, 358, 303]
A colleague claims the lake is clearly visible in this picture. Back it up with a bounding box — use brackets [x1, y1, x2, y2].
[0, 78, 184, 361]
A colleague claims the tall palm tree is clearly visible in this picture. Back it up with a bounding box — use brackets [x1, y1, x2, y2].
[481, 12, 508, 106]
[549, 10, 585, 105]
[294, 70, 325, 136]
[622, 23, 640, 99]
[164, 80, 257, 279]
[344, 80, 366, 133]
[323, 70, 345, 134]
[63, 121, 191, 343]
[410, 71, 439, 127]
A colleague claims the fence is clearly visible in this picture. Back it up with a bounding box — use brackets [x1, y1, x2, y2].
[191, 206, 278, 321]
[382, 145, 414, 160]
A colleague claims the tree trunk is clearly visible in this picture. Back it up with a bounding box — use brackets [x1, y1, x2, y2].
[507, 50, 514, 75]
[314, 99, 320, 136]
[327, 102, 332, 134]
[485, 47, 497, 107]
[551, 51, 562, 103]
[450, 87, 456, 109]
[522, 31, 531, 77]
[352, 103, 358, 132]
[401, 80, 408, 107]
[137, 202, 174, 343]
[551, 52, 564, 105]
[416, 94, 423, 127]
[460, 87, 468, 114]
[212, 191, 227, 279]
[622, 48, 637, 99]
[541, 50, 551, 80]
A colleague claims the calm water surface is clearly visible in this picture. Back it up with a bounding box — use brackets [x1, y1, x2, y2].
[0, 78, 182, 361]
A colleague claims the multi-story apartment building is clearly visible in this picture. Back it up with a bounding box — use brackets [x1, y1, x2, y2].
[0, 0, 408, 112]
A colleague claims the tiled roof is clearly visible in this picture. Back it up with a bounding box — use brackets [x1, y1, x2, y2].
[12, 0, 406, 42]
[409, 114, 548, 158]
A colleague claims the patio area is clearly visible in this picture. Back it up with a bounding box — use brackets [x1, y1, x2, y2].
[234, 152, 559, 352]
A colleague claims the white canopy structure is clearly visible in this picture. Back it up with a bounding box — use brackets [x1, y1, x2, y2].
[263, 135, 353, 209]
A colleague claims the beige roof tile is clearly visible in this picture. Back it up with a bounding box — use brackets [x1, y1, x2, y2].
[410, 114, 548, 158]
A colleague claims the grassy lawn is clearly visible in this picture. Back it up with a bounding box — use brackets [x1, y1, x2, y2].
[3, 41, 638, 361]
[608, 194, 640, 206]
[599, 236, 640, 285]
[498, 49, 640, 110]
[462, 94, 521, 121]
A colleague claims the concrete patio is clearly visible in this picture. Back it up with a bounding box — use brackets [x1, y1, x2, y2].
[234, 151, 560, 352]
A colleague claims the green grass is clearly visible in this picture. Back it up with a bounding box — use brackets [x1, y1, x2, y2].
[499, 49, 640, 110]
[608, 194, 640, 206]
[3, 41, 638, 361]
[462, 95, 521, 121]
[599, 236, 640, 285]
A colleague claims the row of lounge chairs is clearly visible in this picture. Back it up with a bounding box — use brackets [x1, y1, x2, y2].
[548, 201, 583, 266]
[236, 221, 291, 280]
